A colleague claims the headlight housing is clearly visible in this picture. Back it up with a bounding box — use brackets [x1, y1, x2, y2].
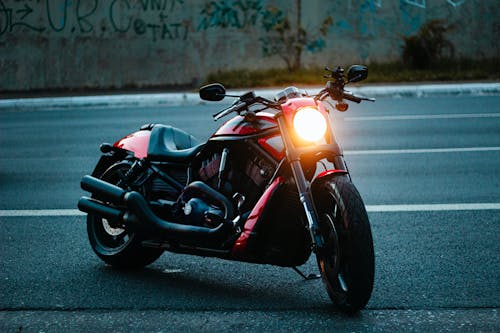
[293, 107, 327, 142]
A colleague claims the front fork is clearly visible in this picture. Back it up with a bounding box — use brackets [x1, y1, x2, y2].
[289, 159, 326, 252]
[276, 115, 331, 253]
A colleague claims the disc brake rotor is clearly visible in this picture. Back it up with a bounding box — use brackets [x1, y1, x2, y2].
[102, 218, 125, 236]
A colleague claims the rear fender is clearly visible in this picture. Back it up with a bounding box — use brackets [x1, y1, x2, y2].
[113, 130, 151, 159]
[91, 125, 153, 177]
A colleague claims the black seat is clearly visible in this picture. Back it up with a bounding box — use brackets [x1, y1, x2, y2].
[147, 125, 204, 162]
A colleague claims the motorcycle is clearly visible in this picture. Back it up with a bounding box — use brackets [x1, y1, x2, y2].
[78, 65, 375, 313]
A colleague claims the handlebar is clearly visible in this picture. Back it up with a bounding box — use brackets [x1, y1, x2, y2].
[211, 72, 376, 120]
[212, 95, 278, 121]
[342, 91, 375, 103]
[342, 91, 362, 103]
[213, 101, 247, 120]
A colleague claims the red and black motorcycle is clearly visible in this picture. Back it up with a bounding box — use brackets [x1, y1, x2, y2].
[78, 65, 375, 312]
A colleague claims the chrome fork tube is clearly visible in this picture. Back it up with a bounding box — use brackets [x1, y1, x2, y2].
[276, 115, 325, 251]
[289, 160, 325, 251]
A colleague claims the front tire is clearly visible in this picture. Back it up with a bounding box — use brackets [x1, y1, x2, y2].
[315, 176, 375, 313]
[87, 161, 163, 269]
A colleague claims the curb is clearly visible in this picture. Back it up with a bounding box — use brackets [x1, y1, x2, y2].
[1, 82, 499, 111]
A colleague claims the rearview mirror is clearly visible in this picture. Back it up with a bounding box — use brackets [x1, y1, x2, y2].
[199, 83, 226, 101]
[347, 65, 368, 83]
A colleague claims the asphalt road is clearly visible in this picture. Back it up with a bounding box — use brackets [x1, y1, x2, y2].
[1, 95, 499, 332]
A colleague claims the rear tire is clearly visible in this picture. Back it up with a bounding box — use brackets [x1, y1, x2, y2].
[315, 176, 375, 313]
[87, 161, 163, 269]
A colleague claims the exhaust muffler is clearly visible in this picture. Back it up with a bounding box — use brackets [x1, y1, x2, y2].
[79, 176, 234, 245]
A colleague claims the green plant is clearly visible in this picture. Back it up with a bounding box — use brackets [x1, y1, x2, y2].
[402, 19, 455, 69]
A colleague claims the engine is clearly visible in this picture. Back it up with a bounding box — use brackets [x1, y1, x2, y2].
[179, 197, 225, 228]
[149, 141, 278, 229]
[195, 141, 278, 216]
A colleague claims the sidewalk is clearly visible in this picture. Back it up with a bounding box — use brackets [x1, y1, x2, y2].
[1, 82, 499, 111]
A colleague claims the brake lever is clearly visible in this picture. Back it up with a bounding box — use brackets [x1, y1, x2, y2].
[314, 89, 330, 102]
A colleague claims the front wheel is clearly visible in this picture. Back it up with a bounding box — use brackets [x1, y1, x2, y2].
[314, 176, 375, 313]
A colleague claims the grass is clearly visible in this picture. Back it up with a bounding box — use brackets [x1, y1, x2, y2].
[205, 58, 500, 88]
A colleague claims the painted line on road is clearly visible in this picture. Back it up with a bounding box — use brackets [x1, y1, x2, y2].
[0, 209, 85, 217]
[1, 203, 500, 217]
[365, 203, 500, 212]
[344, 113, 500, 121]
[344, 147, 500, 155]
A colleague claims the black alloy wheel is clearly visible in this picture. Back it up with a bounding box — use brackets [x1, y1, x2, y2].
[315, 176, 375, 313]
[87, 161, 163, 269]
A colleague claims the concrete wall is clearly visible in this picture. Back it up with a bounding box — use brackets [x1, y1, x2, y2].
[1, 0, 498, 91]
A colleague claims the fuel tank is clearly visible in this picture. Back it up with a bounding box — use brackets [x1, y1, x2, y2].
[212, 112, 278, 137]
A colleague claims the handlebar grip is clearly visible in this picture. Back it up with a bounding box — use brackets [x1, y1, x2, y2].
[213, 101, 246, 120]
[343, 92, 362, 103]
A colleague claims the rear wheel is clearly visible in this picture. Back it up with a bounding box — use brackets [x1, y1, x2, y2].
[315, 176, 375, 313]
[87, 161, 163, 269]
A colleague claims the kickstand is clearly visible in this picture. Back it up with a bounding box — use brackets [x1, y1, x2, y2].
[292, 267, 321, 281]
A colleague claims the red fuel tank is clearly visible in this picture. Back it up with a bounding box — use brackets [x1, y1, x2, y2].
[212, 113, 277, 137]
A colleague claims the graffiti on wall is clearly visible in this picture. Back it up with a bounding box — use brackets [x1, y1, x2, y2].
[110, 0, 189, 41]
[402, 0, 468, 9]
[0, 0, 45, 34]
[0, 0, 472, 41]
[1, 0, 496, 91]
[403, 0, 426, 8]
[0, 0, 190, 40]
[197, 0, 263, 30]
[196, 0, 333, 70]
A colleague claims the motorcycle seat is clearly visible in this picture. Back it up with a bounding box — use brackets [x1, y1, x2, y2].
[147, 125, 204, 163]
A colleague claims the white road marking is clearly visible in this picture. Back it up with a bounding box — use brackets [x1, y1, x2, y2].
[366, 203, 500, 212]
[1, 204, 500, 217]
[344, 113, 500, 121]
[162, 268, 184, 274]
[344, 147, 500, 155]
[0, 209, 85, 217]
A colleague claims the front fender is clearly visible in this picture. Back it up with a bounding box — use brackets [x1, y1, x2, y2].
[310, 169, 349, 194]
[313, 169, 348, 182]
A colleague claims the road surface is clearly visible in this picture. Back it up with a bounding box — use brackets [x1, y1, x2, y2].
[0, 95, 499, 331]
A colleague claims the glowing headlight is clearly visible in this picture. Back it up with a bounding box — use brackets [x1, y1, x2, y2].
[293, 107, 327, 142]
